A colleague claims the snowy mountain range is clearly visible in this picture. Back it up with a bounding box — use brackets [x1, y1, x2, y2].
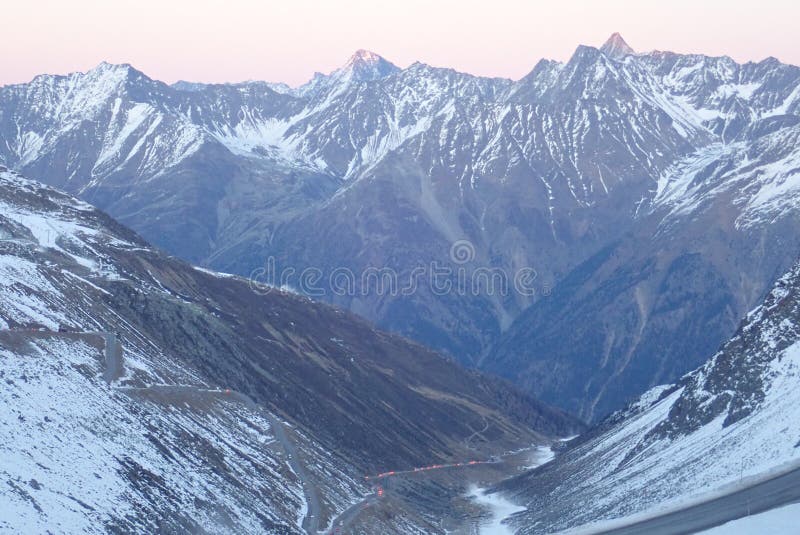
[0, 167, 580, 533]
[2, 33, 800, 420]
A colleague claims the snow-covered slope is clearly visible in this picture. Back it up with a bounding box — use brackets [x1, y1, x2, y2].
[496, 259, 800, 533]
[0, 168, 579, 532]
[0, 168, 359, 532]
[0, 333, 309, 533]
[651, 117, 800, 231]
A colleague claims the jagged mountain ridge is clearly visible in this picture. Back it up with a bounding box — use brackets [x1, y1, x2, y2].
[0, 167, 581, 533]
[494, 258, 800, 533]
[2, 35, 800, 419]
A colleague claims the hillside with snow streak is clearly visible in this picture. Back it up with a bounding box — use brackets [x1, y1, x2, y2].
[496, 259, 800, 533]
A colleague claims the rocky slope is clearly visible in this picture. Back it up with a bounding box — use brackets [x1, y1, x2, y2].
[2, 34, 800, 417]
[488, 112, 800, 420]
[494, 258, 800, 533]
[0, 168, 580, 532]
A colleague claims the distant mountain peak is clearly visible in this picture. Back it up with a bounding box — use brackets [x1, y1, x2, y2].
[346, 49, 385, 66]
[338, 49, 399, 81]
[601, 32, 635, 59]
[291, 51, 399, 98]
[84, 61, 150, 86]
[91, 61, 135, 75]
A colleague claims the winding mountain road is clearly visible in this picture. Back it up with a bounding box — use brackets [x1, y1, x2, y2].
[90, 329, 502, 534]
[325, 492, 378, 534]
[97, 331, 123, 383]
[464, 416, 490, 451]
[90, 331, 323, 534]
[229, 391, 323, 535]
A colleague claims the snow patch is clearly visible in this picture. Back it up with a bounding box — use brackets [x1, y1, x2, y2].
[469, 486, 526, 535]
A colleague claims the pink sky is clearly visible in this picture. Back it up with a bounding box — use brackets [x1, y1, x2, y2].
[3, 0, 798, 87]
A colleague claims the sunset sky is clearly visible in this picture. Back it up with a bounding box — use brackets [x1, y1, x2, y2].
[3, 0, 798, 87]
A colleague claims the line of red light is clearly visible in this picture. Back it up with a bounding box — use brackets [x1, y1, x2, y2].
[364, 459, 490, 480]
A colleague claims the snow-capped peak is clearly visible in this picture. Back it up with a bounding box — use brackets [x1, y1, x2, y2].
[601, 32, 635, 59]
[293, 49, 400, 99]
[345, 49, 386, 67]
[87, 61, 142, 80]
[93, 60, 130, 72]
[337, 49, 400, 82]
